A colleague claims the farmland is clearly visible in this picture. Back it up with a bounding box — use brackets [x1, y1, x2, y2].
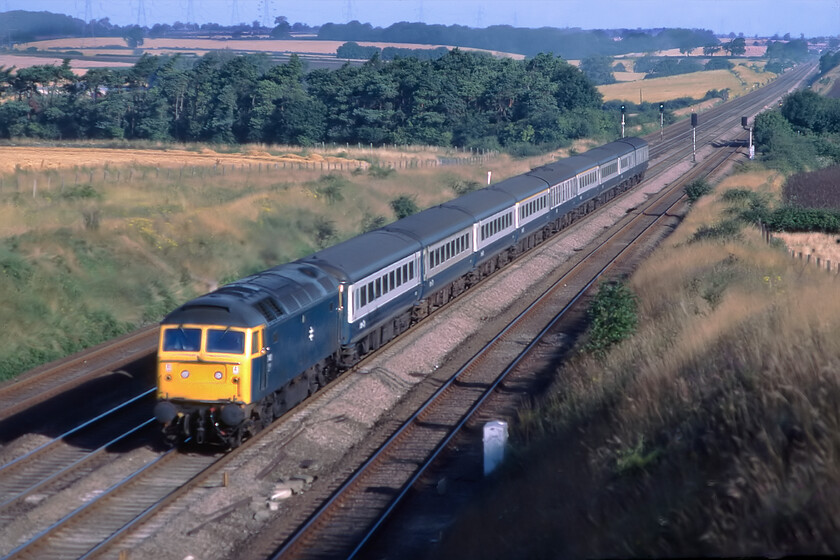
[598, 65, 776, 103]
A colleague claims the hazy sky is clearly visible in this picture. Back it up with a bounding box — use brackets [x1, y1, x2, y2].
[1, 0, 838, 37]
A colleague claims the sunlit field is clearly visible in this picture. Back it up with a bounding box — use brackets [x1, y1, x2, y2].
[598, 66, 776, 103]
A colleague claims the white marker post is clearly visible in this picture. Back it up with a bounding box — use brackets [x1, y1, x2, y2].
[483, 420, 508, 476]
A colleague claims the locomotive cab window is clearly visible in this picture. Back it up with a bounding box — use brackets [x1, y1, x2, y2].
[162, 327, 201, 352]
[206, 328, 246, 354]
[251, 330, 261, 354]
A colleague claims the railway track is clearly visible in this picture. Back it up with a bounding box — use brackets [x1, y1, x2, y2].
[0, 389, 156, 528]
[0, 326, 158, 423]
[0, 61, 814, 559]
[267, 129, 748, 560]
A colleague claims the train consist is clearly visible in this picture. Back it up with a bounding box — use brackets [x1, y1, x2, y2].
[153, 138, 649, 447]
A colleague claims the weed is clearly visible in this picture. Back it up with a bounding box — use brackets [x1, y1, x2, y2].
[615, 437, 662, 474]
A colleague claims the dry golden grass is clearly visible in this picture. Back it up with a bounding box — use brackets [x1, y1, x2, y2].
[0, 54, 132, 73]
[812, 63, 840, 96]
[598, 69, 746, 103]
[0, 144, 378, 174]
[613, 71, 647, 82]
[732, 63, 777, 87]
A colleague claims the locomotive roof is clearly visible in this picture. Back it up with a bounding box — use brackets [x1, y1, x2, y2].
[616, 137, 648, 150]
[303, 230, 422, 283]
[442, 187, 517, 220]
[383, 205, 475, 245]
[488, 173, 550, 201]
[162, 262, 338, 328]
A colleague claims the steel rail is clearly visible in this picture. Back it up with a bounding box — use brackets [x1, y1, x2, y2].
[273, 132, 744, 560]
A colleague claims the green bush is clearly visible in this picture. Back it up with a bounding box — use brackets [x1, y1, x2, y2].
[60, 183, 101, 200]
[451, 178, 482, 195]
[368, 164, 395, 179]
[685, 178, 713, 203]
[689, 219, 743, 243]
[361, 213, 387, 232]
[585, 281, 638, 357]
[390, 194, 419, 219]
[765, 207, 840, 233]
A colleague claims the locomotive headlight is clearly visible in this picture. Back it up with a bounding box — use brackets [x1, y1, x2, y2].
[181, 370, 190, 379]
[214, 371, 223, 380]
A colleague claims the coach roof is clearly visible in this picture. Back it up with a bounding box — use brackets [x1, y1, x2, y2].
[303, 230, 422, 283]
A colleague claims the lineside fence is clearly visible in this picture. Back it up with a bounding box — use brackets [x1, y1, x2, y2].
[0, 150, 498, 195]
[759, 222, 840, 274]
[0, 153, 496, 196]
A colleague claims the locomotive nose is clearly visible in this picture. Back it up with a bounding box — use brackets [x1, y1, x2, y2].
[154, 401, 177, 424]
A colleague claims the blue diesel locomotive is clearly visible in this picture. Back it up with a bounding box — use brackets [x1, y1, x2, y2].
[153, 138, 649, 447]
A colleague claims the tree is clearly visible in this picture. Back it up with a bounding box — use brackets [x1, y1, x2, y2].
[703, 44, 720, 56]
[122, 25, 145, 48]
[579, 56, 616, 85]
[723, 37, 746, 56]
[271, 16, 291, 39]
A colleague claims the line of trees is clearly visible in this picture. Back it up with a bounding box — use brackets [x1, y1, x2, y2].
[0, 49, 610, 152]
[319, 22, 718, 60]
[754, 90, 840, 172]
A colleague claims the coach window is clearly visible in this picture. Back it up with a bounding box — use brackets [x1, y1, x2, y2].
[367, 283, 374, 303]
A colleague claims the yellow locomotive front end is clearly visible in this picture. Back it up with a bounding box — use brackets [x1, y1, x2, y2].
[154, 323, 264, 446]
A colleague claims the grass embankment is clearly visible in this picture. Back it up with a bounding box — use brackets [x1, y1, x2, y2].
[0, 147, 540, 381]
[437, 167, 840, 557]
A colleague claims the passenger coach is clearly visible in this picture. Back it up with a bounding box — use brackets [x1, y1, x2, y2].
[154, 137, 649, 447]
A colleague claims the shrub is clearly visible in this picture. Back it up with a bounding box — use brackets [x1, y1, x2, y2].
[689, 219, 743, 243]
[60, 183, 100, 200]
[361, 213, 387, 232]
[313, 216, 336, 248]
[783, 165, 840, 208]
[307, 173, 349, 204]
[451, 178, 482, 195]
[368, 164, 395, 179]
[585, 280, 638, 357]
[684, 178, 713, 202]
[764, 207, 840, 233]
[390, 194, 419, 219]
